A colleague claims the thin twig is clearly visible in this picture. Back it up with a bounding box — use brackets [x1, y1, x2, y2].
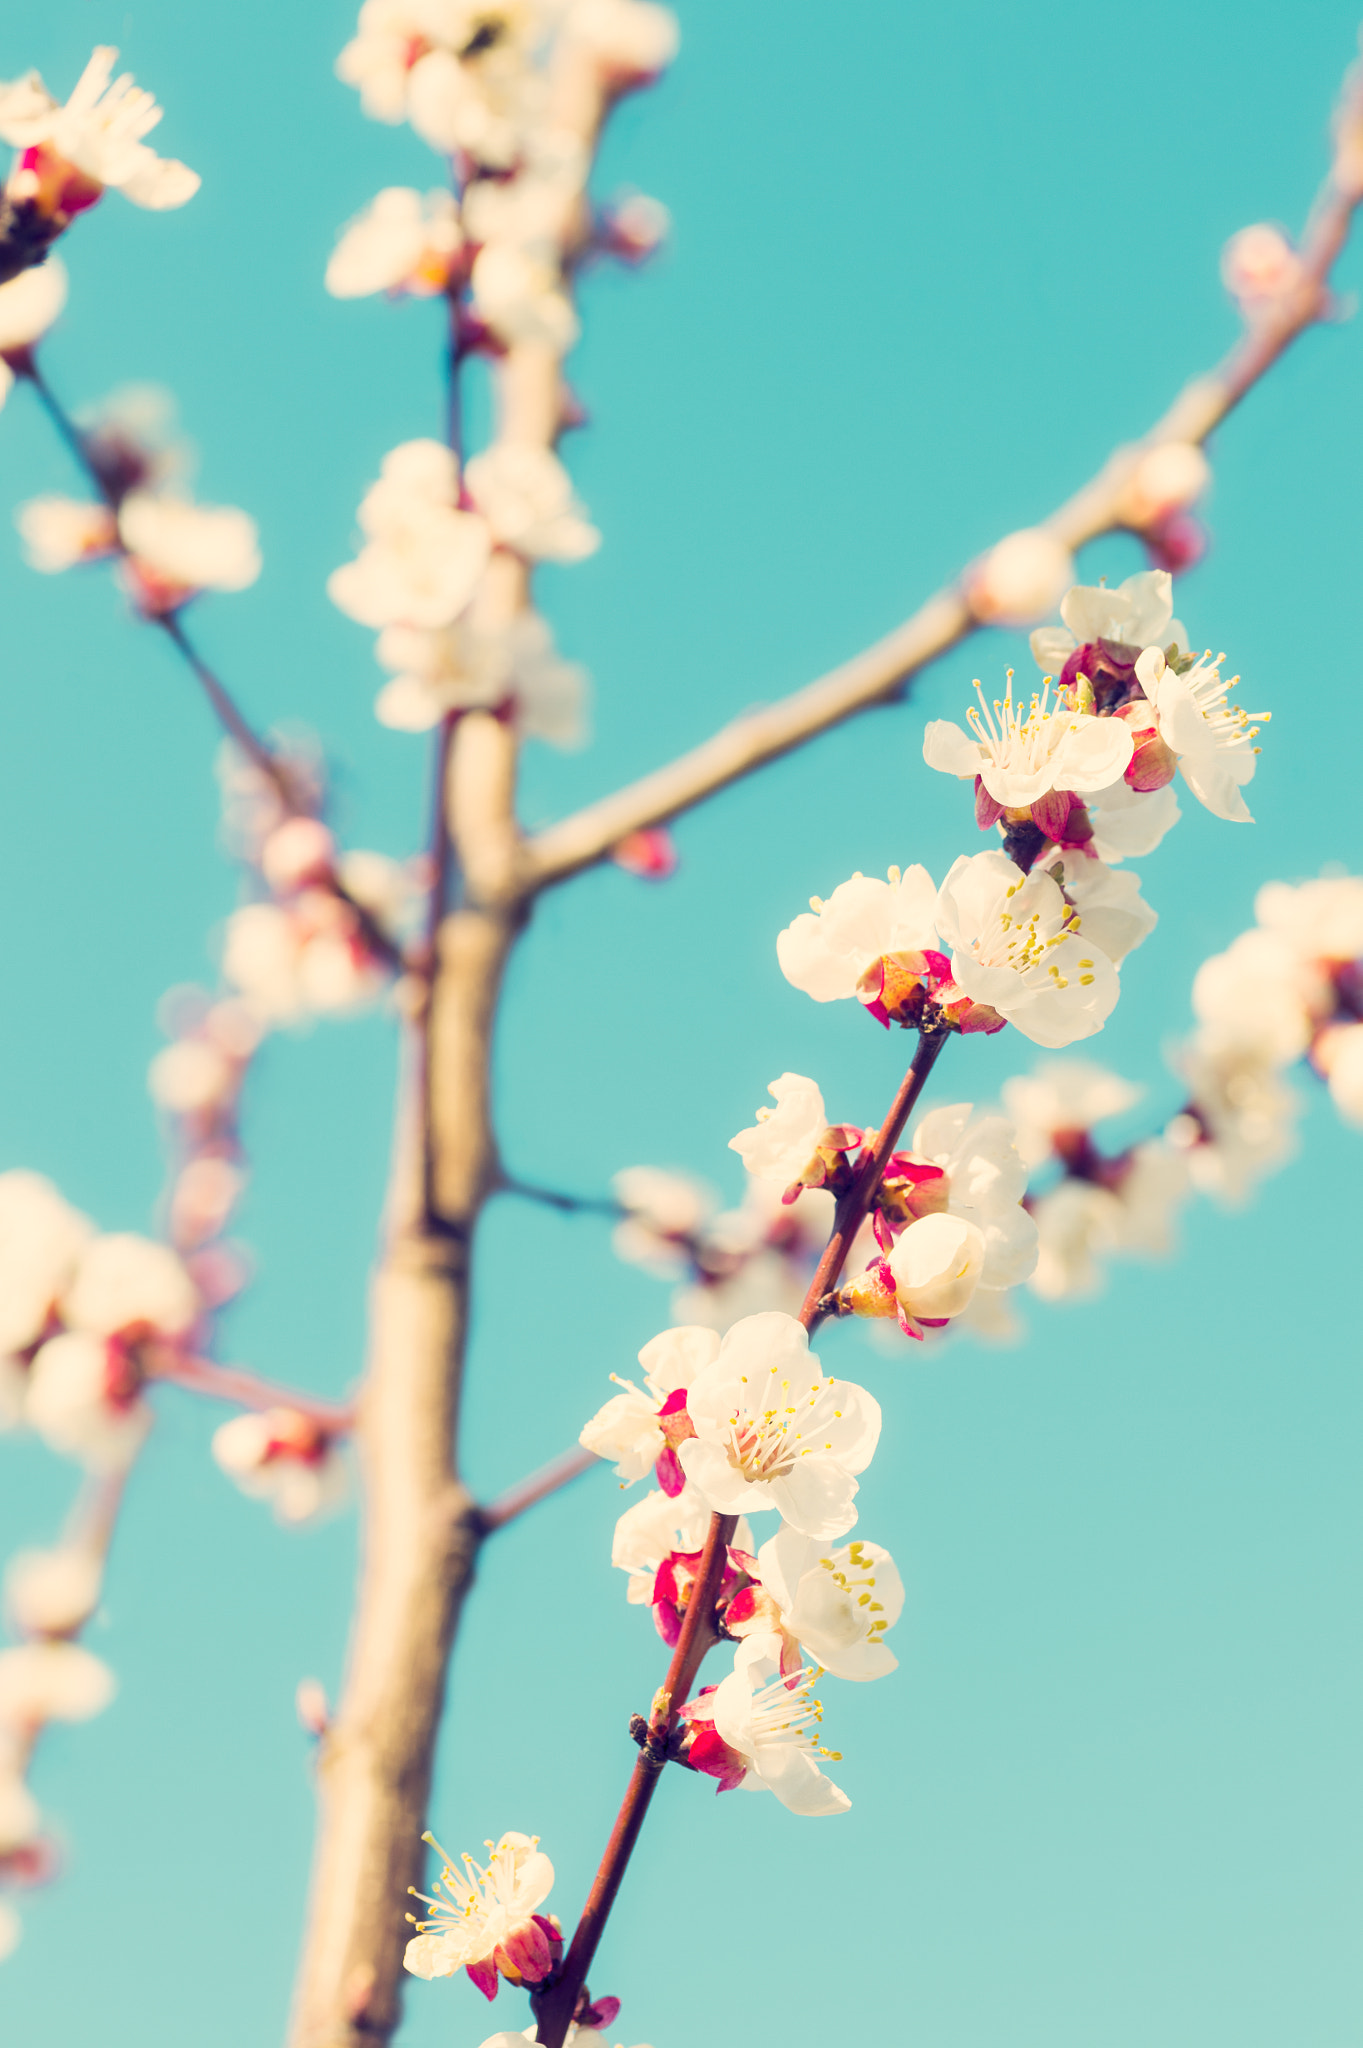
[478, 1445, 598, 1533]
[534, 1029, 949, 2044]
[419, 712, 460, 1226]
[497, 1174, 624, 1218]
[159, 1353, 355, 1431]
[522, 175, 1363, 894]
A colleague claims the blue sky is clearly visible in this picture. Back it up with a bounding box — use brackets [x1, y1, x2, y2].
[1, 3, 1362, 2045]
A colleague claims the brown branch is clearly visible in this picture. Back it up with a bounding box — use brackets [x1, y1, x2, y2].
[521, 174, 1362, 894]
[478, 1445, 598, 1533]
[534, 1028, 949, 2045]
[158, 1353, 356, 1431]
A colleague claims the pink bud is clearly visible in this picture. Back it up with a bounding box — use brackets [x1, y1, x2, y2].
[296, 1677, 330, 1737]
[611, 826, 677, 879]
[262, 817, 337, 893]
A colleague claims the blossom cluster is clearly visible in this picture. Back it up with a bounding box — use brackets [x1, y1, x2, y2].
[326, 0, 677, 742]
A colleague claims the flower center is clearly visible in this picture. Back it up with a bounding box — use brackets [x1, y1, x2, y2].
[966, 672, 1077, 774]
[747, 1667, 843, 1762]
[1181, 651, 1270, 753]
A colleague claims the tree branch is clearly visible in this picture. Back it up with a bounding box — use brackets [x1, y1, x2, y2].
[478, 1445, 598, 1533]
[522, 174, 1361, 894]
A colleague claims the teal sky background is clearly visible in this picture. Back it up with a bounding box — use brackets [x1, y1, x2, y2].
[1, 3, 1362, 2044]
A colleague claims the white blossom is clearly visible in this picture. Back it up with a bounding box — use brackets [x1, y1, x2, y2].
[1221, 223, 1305, 315]
[464, 442, 599, 561]
[610, 1484, 714, 1602]
[1082, 773, 1181, 865]
[213, 1409, 348, 1525]
[469, 240, 578, 351]
[1116, 441, 1210, 528]
[63, 1232, 199, 1339]
[776, 865, 938, 1003]
[709, 1631, 849, 1815]
[1001, 1060, 1141, 1170]
[148, 1038, 237, 1116]
[0, 48, 199, 211]
[1191, 929, 1317, 1065]
[403, 1828, 555, 1982]
[222, 899, 385, 1023]
[0, 1171, 93, 1356]
[326, 187, 462, 298]
[677, 1311, 880, 1538]
[1029, 1179, 1124, 1299]
[15, 494, 118, 572]
[4, 1545, 102, 1637]
[610, 1167, 712, 1277]
[728, 1073, 830, 1185]
[329, 440, 492, 630]
[374, 612, 587, 746]
[923, 676, 1133, 809]
[0, 256, 67, 352]
[934, 850, 1119, 1048]
[0, 1775, 40, 1855]
[563, 0, 679, 74]
[1133, 645, 1266, 824]
[1029, 569, 1184, 675]
[25, 1332, 150, 1471]
[967, 528, 1074, 628]
[118, 492, 262, 594]
[885, 1210, 986, 1319]
[580, 1324, 716, 1482]
[0, 1641, 115, 1725]
[1175, 1039, 1300, 1203]
[1254, 875, 1363, 966]
[751, 1525, 904, 1681]
[1042, 849, 1157, 966]
[907, 1102, 1037, 1288]
[1317, 1022, 1363, 1127]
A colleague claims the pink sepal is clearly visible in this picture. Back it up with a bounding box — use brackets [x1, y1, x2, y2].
[654, 1445, 686, 1497]
[580, 1996, 622, 2030]
[499, 1916, 554, 1985]
[1030, 787, 1073, 841]
[974, 775, 1005, 829]
[465, 1957, 500, 2001]
[871, 1210, 896, 1255]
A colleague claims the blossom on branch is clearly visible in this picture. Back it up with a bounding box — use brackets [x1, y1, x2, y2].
[1132, 645, 1266, 823]
[0, 47, 199, 229]
[0, 257, 66, 410]
[329, 439, 492, 630]
[966, 527, 1074, 627]
[676, 1311, 881, 1538]
[728, 1073, 861, 1201]
[681, 1632, 850, 1816]
[727, 1526, 904, 1681]
[4, 1545, 103, 1639]
[923, 673, 1134, 838]
[338, 1, 546, 169]
[580, 1324, 718, 1495]
[374, 612, 587, 745]
[1029, 569, 1185, 688]
[933, 850, 1119, 1047]
[0, 1642, 115, 1728]
[403, 1829, 559, 1997]
[464, 442, 600, 562]
[213, 1408, 349, 1525]
[326, 187, 463, 298]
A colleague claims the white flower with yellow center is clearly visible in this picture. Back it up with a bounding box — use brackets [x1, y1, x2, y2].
[403, 1829, 554, 1985]
[0, 47, 199, 211]
[752, 1525, 905, 1681]
[923, 674, 1133, 809]
[1133, 645, 1268, 823]
[776, 864, 939, 1002]
[677, 1310, 880, 1538]
[728, 1072, 830, 1184]
[710, 1631, 850, 1815]
[933, 850, 1120, 1049]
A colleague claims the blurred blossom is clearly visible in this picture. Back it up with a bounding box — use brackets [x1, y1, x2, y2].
[0, 47, 199, 225]
[0, 1900, 19, 1960]
[0, 1171, 94, 1357]
[4, 1545, 102, 1638]
[0, 256, 66, 361]
[610, 826, 675, 878]
[117, 491, 262, 606]
[213, 1408, 348, 1525]
[1117, 441, 1210, 529]
[966, 527, 1074, 628]
[375, 613, 587, 746]
[470, 239, 579, 351]
[464, 442, 600, 562]
[0, 1774, 40, 1856]
[16, 495, 118, 572]
[563, 0, 680, 76]
[0, 1641, 115, 1726]
[1001, 1061, 1142, 1170]
[1221, 223, 1305, 314]
[25, 1332, 151, 1471]
[598, 189, 670, 261]
[329, 440, 491, 631]
[148, 1038, 237, 1117]
[611, 1167, 712, 1277]
[326, 187, 463, 299]
[296, 1677, 330, 1737]
[63, 1233, 199, 1341]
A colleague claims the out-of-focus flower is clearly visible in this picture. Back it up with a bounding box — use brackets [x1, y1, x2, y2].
[966, 528, 1074, 628]
[610, 1168, 712, 1278]
[1028, 1178, 1124, 1299]
[373, 612, 587, 746]
[563, 0, 680, 78]
[469, 240, 578, 351]
[329, 439, 492, 630]
[1001, 1059, 1141, 1170]
[1042, 849, 1157, 966]
[1221, 223, 1306, 315]
[0, 257, 66, 368]
[677, 1311, 880, 1539]
[1133, 646, 1266, 824]
[1174, 1038, 1300, 1203]
[15, 495, 118, 571]
[669, 1177, 838, 1333]
[25, 1332, 150, 1471]
[611, 827, 676, 878]
[1315, 1021, 1363, 1125]
[683, 1631, 849, 1816]
[0, 1641, 115, 1726]
[1115, 441, 1210, 530]
[337, 1, 544, 169]
[4, 1544, 102, 1637]
[326, 187, 463, 298]
[148, 1038, 237, 1117]
[1255, 875, 1363, 967]
[1191, 929, 1317, 1065]
[463, 443, 599, 562]
[222, 897, 388, 1024]
[117, 492, 262, 605]
[63, 1233, 199, 1341]
[599, 189, 670, 261]
[934, 851, 1119, 1048]
[403, 1829, 558, 1997]
[0, 48, 199, 221]
[580, 1324, 716, 1495]
[212, 1408, 348, 1525]
[0, 1171, 93, 1358]
[296, 1677, 330, 1737]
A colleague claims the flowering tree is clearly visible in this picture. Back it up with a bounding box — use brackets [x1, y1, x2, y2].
[2, 12, 1363, 2048]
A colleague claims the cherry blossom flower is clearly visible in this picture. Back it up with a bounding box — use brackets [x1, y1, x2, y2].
[336, 2, 544, 168]
[25, 1332, 150, 1471]
[563, 0, 680, 78]
[1132, 645, 1267, 824]
[923, 674, 1133, 835]
[0, 257, 66, 389]
[1191, 929, 1318, 1065]
[469, 240, 579, 351]
[1254, 875, 1363, 967]
[0, 1171, 93, 1360]
[611, 826, 676, 878]
[117, 492, 262, 604]
[222, 898, 388, 1023]
[1040, 849, 1157, 966]
[599, 190, 670, 261]
[403, 1829, 558, 1997]
[4, 1545, 103, 1639]
[326, 187, 463, 298]
[676, 1311, 880, 1538]
[610, 1168, 713, 1278]
[213, 1409, 349, 1524]
[63, 1232, 199, 1341]
[148, 1038, 237, 1117]
[1001, 1060, 1141, 1170]
[1028, 1178, 1124, 1299]
[729, 1527, 904, 1681]
[1221, 223, 1306, 315]
[15, 494, 118, 572]
[0, 48, 199, 221]
[1080, 774, 1181, 866]
[610, 1484, 715, 1605]
[728, 1073, 852, 1191]
[1173, 1038, 1301, 1203]
[684, 1631, 849, 1815]
[1316, 1022, 1363, 1126]
[463, 443, 600, 562]
[902, 1101, 1037, 1289]
[933, 850, 1120, 1048]
[374, 612, 587, 746]
[966, 527, 1074, 628]
[776, 864, 939, 1003]
[0, 1642, 115, 1727]
[1115, 441, 1210, 531]
[1029, 569, 1185, 682]
[581, 1325, 717, 1495]
[329, 440, 492, 631]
